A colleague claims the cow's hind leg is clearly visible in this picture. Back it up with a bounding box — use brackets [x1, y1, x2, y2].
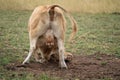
[58, 39, 67, 69]
[35, 48, 46, 63]
[22, 38, 38, 64]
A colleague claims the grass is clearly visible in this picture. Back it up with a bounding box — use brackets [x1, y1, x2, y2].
[0, 10, 120, 79]
[66, 13, 120, 55]
[0, 71, 57, 80]
[0, 0, 120, 13]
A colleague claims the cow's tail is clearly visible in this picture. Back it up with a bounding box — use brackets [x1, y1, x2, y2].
[48, 5, 77, 41]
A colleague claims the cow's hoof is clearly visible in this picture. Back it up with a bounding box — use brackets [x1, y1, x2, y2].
[64, 52, 73, 62]
[65, 55, 73, 62]
[36, 59, 46, 63]
[59, 62, 68, 69]
[22, 60, 29, 65]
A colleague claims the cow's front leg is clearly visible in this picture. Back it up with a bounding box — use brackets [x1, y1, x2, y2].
[36, 48, 46, 63]
[58, 39, 67, 69]
[34, 48, 45, 63]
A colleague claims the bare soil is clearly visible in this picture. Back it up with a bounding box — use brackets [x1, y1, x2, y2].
[5, 53, 120, 80]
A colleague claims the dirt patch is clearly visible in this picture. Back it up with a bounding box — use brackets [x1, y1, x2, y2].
[5, 53, 120, 80]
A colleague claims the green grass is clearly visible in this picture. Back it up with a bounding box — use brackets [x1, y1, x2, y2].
[0, 71, 57, 80]
[66, 13, 120, 55]
[0, 10, 120, 79]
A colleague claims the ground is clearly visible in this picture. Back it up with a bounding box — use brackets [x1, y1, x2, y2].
[0, 10, 120, 80]
[5, 53, 120, 80]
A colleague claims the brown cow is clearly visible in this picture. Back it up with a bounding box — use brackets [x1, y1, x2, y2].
[22, 5, 77, 68]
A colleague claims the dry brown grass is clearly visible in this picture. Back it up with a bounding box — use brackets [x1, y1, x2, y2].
[0, 0, 120, 13]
